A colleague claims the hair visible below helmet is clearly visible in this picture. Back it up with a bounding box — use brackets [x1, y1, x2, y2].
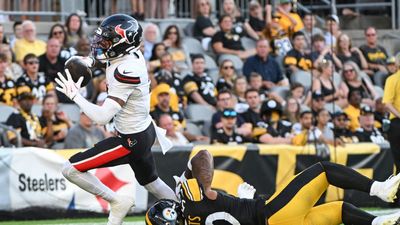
[145, 199, 183, 225]
[91, 14, 142, 62]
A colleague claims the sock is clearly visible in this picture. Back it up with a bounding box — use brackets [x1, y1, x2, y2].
[342, 202, 375, 225]
[369, 181, 381, 197]
[62, 161, 117, 203]
[144, 177, 178, 201]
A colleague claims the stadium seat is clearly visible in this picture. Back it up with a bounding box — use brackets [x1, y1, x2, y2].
[182, 37, 205, 54]
[185, 104, 216, 123]
[204, 54, 218, 70]
[270, 86, 290, 99]
[374, 85, 384, 98]
[208, 69, 220, 84]
[0, 105, 15, 123]
[290, 70, 313, 91]
[59, 104, 81, 123]
[333, 72, 342, 87]
[218, 54, 243, 71]
[184, 22, 195, 37]
[32, 104, 43, 116]
[324, 102, 342, 114]
[185, 121, 203, 136]
[241, 37, 256, 49]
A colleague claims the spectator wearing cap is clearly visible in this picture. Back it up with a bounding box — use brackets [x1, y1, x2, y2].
[386, 56, 398, 75]
[332, 111, 358, 143]
[13, 20, 46, 64]
[152, 53, 185, 107]
[38, 38, 66, 83]
[324, 15, 342, 47]
[301, 13, 323, 51]
[151, 84, 209, 143]
[6, 92, 48, 147]
[0, 52, 17, 106]
[211, 15, 256, 60]
[344, 89, 363, 132]
[64, 111, 105, 149]
[16, 54, 55, 103]
[211, 108, 249, 145]
[284, 31, 312, 80]
[40, 94, 71, 148]
[211, 89, 252, 136]
[339, 61, 377, 108]
[359, 27, 389, 88]
[311, 91, 326, 117]
[183, 54, 217, 107]
[157, 114, 190, 146]
[312, 59, 347, 107]
[383, 57, 400, 171]
[354, 106, 386, 144]
[276, 0, 304, 34]
[243, 39, 289, 90]
[258, 99, 293, 144]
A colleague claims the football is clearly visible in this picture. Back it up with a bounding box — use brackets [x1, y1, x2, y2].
[64, 57, 92, 87]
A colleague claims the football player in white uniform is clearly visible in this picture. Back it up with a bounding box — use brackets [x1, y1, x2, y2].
[56, 14, 176, 225]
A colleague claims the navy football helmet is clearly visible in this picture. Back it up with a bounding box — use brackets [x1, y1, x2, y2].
[145, 199, 183, 225]
[91, 14, 142, 61]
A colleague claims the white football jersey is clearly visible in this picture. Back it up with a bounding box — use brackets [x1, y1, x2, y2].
[105, 52, 152, 134]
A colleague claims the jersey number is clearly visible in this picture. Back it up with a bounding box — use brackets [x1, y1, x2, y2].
[205, 212, 240, 225]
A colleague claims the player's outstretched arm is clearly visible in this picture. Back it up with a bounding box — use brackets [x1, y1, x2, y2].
[190, 150, 214, 190]
[55, 70, 122, 125]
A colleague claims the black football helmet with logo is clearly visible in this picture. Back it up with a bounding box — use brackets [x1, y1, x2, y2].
[145, 199, 183, 225]
[91, 14, 142, 62]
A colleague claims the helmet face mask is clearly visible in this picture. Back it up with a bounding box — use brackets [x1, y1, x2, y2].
[146, 199, 183, 225]
[91, 14, 143, 62]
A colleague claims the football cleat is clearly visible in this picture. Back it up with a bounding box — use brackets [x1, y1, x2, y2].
[372, 210, 400, 225]
[107, 195, 135, 225]
[371, 173, 400, 203]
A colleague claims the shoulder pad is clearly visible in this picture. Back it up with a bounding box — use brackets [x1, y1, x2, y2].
[180, 179, 203, 202]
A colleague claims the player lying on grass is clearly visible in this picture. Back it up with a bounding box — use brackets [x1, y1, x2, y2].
[146, 149, 400, 225]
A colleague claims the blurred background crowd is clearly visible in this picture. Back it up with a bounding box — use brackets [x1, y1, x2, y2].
[0, 0, 399, 150]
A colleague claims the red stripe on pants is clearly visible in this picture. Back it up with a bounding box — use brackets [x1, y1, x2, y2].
[73, 146, 130, 172]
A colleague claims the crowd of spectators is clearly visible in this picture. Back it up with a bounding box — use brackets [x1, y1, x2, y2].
[0, 0, 396, 150]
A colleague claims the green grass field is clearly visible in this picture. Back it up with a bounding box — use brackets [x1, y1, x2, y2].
[0, 209, 399, 225]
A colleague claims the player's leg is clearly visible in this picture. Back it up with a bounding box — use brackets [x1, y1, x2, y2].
[304, 201, 400, 225]
[127, 123, 177, 200]
[61, 136, 134, 225]
[319, 161, 400, 203]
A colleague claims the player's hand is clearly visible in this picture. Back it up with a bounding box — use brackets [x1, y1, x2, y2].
[55, 69, 83, 101]
[237, 182, 256, 199]
[65, 56, 94, 68]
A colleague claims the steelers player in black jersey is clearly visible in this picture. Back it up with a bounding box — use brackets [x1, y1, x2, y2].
[146, 150, 400, 225]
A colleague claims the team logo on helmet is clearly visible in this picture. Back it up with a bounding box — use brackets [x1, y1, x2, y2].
[162, 208, 178, 221]
[115, 21, 136, 44]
